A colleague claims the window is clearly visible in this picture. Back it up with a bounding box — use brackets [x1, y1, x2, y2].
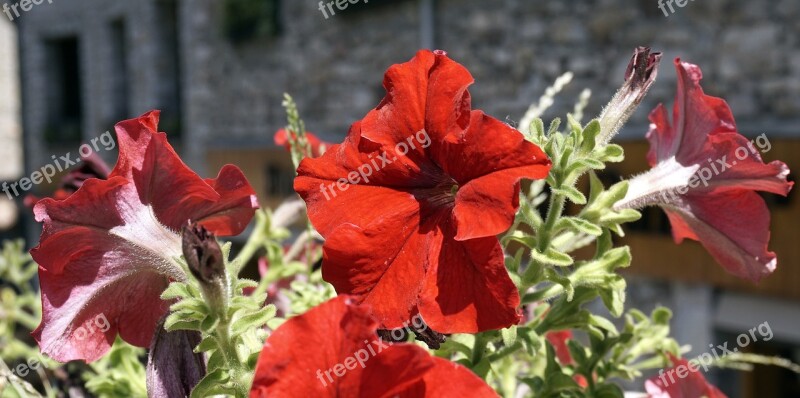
[44, 37, 82, 145]
[154, 0, 182, 138]
[109, 19, 130, 124]
[266, 164, 293, 197]
[222, 0, 282, 43]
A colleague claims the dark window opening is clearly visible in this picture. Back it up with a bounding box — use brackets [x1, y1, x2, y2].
[222, 0, 282, 44]
[109, 18, 130, 124]
[266, 165, 293, 197]
[44, 37, 82, 145]
[155, 0, 183, 138]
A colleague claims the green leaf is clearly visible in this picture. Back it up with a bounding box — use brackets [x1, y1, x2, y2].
[544, 268, 575, 302]
[501, 325, 518, 348]
[580, 119, 601, 153]
[596, 144, 625, 163]
[189, 369, 232, 398]
[547, 118, 562, 137]
[589, 314, 619, 336]
[556, 217, 602, 236]
[587, 171, 605, 204]
[599, 276, 627, 317]
[194, 337, 218, 353]
[164, 316, 201, 332]
[518, 327, 543, 356]
[505, 232, 537, 249]
[531, 248, 574, 267]
[592, 181, 629, 210]
[231, 305, 277, 335]
[170, 298, 209, 315]
[161, 282, 192, 300]
[236, 279, 259, 291]
[552, 185, 587, 205]
[593, 383, 625, 398]
[200, 315, 220, 334]
[599, 209, 642, 225]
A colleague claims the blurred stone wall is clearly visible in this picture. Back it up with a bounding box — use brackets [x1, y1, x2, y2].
[0, 17, 21, 181]
[181, 0, 799, 166]
[14, 0, 800, 171]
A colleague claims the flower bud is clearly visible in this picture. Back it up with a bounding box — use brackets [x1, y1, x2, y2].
[181, 221, 224, 283]
[598, 46, 662, 145]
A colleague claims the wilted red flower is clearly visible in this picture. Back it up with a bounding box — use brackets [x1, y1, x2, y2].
[23, 153, 111, 208]
[31, 111, 258, 362]
[249, 295, 498, 397]
[274, 128, 330, 157]
[614, 59, 792, 282]
[294, 50, 551, 333]
[645, 355, 727, 398]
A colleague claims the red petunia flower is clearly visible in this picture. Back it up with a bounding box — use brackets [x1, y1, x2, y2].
[274, 128, 330, 157]
[614, 59, 792, 282]
[645, 355, 727, 398]
[294, 50, 551, 333]
[249, 295, 498, 397]
[31, 111, 259, 362]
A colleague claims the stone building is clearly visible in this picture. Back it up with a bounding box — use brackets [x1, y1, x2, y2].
[12, 0, 800, 396]
[0, 15, 21, 236]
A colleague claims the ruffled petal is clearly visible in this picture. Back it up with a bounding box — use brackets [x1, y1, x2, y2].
[112, 111, 258, 234]
[664, 190, 776, 282]
[419, 234, 521, 333]
[670, 59, 737, 164]
[249, 296, 498, 397]
[321, 208, 427, 329]
[645, 104, 673, 166]
[249, 296, 377, 397]
[645, 355, 727, 398]
[695, 133, 792, 196]
[361, 50, 473, 150]
[445, 111, 551, 240]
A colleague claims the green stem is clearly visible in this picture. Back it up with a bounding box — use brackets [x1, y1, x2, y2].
[520, 190, 567, 286]
[537, 192, 567, 253]
[233, 212, 267, 273]
[488, 341, 522, 362]
[471, 333, 490, 366]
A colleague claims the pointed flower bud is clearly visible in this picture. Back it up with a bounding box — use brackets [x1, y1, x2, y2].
[182, 221, 225, 283]
[598, 46, 662, 145]
[146, 319, 206, 398]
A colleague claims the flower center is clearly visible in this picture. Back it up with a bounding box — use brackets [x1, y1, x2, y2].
[415, 181, 459, 211]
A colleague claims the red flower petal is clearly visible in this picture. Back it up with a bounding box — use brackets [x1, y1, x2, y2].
[418, 234, 521, 333]
[31, 111, 258, 362]
[112, 112, 257, 234]
[249, 296, 497, 397]
[664, 189, 776, 282]
[647, 60, 736, 166]
[445, 111, 550, 240]
[645, 355, 727, 398]
[295, 50, 550, 333]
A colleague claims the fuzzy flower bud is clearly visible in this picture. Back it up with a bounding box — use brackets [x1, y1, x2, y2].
[598, 46, 662, 145]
